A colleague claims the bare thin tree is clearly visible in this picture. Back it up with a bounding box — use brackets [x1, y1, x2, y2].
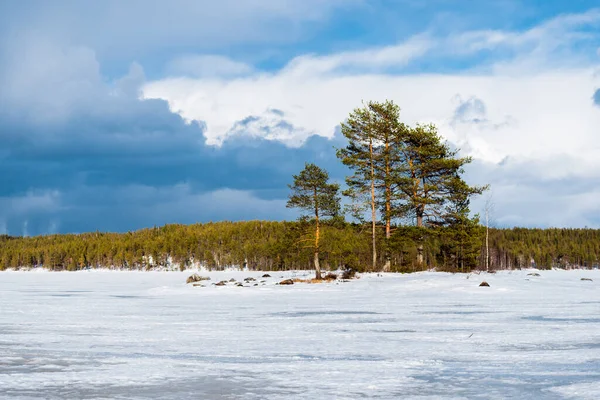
[483, 192, 495, 272]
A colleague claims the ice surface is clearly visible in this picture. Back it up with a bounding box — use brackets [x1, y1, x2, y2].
[1, 269, 599, 399]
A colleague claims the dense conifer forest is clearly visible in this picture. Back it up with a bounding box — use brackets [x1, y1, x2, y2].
[1, 222, 599, 272]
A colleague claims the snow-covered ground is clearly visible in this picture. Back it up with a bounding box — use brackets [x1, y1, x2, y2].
[1, 269, 599, 399]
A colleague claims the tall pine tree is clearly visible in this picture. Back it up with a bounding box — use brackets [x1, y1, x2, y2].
[338, 100, 403, 271]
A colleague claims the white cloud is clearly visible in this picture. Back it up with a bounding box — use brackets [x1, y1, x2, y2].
[143, 10, 600, 159]
[142, 10, 600, 227]
[144, 66, 600, 167]
[281, 35, 433, 76]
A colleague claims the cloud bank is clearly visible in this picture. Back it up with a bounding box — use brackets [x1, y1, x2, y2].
[2, 2, 600, 234]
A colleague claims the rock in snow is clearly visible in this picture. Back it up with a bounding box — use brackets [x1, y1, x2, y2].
[186, 274, 210, 284]
[479, 281, 490, 287]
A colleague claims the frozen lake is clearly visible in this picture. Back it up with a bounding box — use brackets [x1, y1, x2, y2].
[1, 269, 599, 399]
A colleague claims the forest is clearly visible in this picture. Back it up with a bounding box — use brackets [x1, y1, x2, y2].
[2, 100, 595, 273]
[1, 222, 599, 272]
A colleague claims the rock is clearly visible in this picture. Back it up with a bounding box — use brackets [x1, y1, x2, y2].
[254, 283, 258, 286]
[262, 274, 271, 278]
[186, 274, 210, 284]
[527, 273, 541, 277]
[279, 279, 294, 285]
[479, 281, 490, 287]
[341, 269, 356, 280]
[214, 281, 227, 286]
[236, 283, 244, 287]
[581, 278, 593, 281]
[244, 277, 256, 282]
[324, 272, 338, 280]
[228, 278, 236, 282]
[192, 283, 204, 287]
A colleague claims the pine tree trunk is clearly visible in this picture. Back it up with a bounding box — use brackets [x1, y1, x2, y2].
[314, 216, 321, 279]
[383, 218, 391, 272]
[485, 210, 489, 272]
[314, 189, 322, 280]
[383, 142, 391, 272]
[369, 138, 377, 271]
[416, 210, 424, 267]
[314, 249, 321, 280]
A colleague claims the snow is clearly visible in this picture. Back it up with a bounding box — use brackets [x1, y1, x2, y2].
[1, 269, 599, 399]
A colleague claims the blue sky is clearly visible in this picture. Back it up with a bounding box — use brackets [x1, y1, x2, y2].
[1, 1, 600, 235]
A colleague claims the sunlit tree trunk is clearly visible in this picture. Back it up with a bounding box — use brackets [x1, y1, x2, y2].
[314, 187, 322, 279]
[383, 140, 392, 272]
[369, 138, 377, 271]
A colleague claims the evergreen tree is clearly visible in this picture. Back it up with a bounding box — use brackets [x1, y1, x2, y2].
[287, 163, 340, 279]
[438, 177, 484, 271]
[395, 123, 486, 266]
[338, 100, 404, 271]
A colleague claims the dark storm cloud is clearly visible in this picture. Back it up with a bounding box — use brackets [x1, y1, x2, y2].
[0, 39, 348, 235]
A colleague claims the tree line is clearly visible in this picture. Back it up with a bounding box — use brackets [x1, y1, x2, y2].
[2, 224, 599, 272]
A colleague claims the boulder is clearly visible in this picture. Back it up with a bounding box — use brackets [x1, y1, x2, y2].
[228, 278, 236, 282]
[341, 269, 356, 280]
[236, 282, 244, 287]
[192, 283, 204, 287]
[479, 281, 490, 287]
[244, 277, 256, 282]
[527, 273, 541, 277]
[279, 279, 294, 285]
[324, 272, 338, 280]
[262, 274, 271, 278]
[214, 281, 227, 286]
[186, 274, 210, 284]
[581, 278, 593, 281]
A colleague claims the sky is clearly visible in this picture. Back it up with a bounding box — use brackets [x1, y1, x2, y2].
[1, 0, 600, 235]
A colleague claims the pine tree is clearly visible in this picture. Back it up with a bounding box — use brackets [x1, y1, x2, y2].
[338, 100, 404, 271]
[287, 163, 341, 279]
[438, 177, 485, 271]
[395, 123, 486, 266]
